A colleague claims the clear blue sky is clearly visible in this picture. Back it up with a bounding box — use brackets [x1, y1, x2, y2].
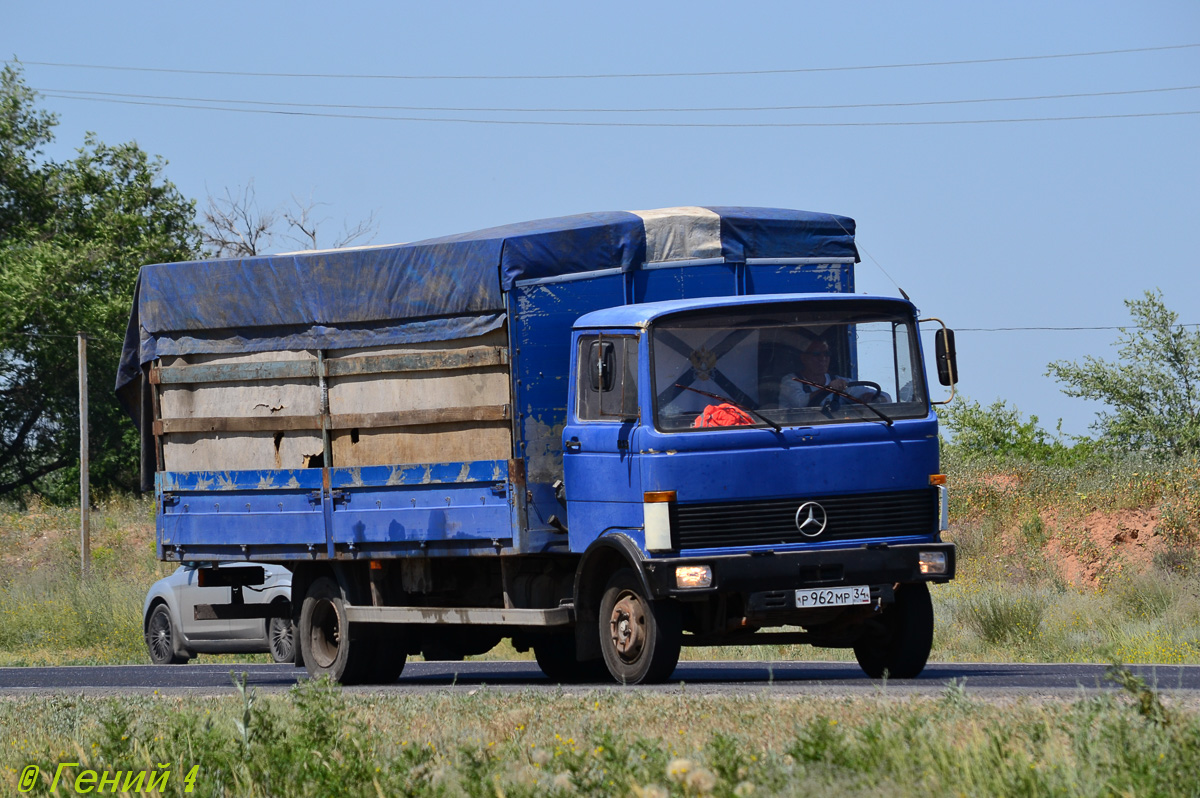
[6, 1, 1199, 438]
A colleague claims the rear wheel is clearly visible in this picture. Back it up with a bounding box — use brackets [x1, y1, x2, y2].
[534, 634, 610, 684]
[598, 568, 681, 684]
[145, 604, 189, 665]
[364, 628, 408, 684]
[853, 582, 934, 679]
[300, 577, 372, 684]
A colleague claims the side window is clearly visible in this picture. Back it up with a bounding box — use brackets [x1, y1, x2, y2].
[577, 335, 639, 421]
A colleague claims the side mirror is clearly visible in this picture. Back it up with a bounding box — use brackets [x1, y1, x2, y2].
[935, 328, 958, 387]
[588, 341, 616, 392]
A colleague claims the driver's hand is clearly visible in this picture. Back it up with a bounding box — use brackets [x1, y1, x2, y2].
[829, 378, 848, 392]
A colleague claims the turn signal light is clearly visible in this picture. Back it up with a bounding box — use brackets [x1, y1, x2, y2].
[929, 474, 947, 486]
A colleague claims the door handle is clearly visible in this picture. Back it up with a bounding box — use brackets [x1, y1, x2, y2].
[565, 437, 581, 452]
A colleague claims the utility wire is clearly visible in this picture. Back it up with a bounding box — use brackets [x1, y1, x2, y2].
[34, 83, 1200, 114]
[38, 94, 1200, 127]
[14, 43, 1200, 81]
[957, 324, 1200, 331]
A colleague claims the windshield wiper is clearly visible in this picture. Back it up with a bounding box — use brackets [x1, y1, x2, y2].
[673, 384, 782, 432]
[788, 377, 894, 426]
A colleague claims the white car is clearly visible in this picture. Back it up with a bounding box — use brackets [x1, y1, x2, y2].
[143, 562, 294, 665]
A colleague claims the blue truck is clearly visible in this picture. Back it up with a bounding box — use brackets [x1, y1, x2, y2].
[117, 206, 958, 684]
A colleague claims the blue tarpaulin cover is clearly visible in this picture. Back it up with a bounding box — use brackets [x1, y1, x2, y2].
[116, 206, 857, 397]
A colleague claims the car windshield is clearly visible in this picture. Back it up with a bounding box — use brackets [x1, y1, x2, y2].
[651, 301, 928, 431]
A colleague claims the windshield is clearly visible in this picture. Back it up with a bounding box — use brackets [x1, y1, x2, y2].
[651, 301, 927, 431]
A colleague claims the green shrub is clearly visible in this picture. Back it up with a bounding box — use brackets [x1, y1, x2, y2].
[959, 588, 1048, 646]
[939, 397, 1095, 466]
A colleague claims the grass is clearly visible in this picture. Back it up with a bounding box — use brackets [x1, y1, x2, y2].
[0, 455, 1197, 667]
[3, 669, 1200, 797]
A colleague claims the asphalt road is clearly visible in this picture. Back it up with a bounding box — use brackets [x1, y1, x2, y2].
[2, 661, 1198, 698]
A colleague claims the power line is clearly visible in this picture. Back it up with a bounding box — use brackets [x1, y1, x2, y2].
[957, 324, 1200, 331]
[14, 43, 1200, 81]
[39, 94, 1200, 127]
[34, 83, 1200, 115]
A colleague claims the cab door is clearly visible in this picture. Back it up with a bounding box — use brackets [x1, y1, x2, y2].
[562, 332, 643, 551]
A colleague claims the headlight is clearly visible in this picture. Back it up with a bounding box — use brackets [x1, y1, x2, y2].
[675, 565, 713, 589]
[919, 551, 947, 575]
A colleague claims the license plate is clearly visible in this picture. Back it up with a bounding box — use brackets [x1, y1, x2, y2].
[795, 585, 871, 609]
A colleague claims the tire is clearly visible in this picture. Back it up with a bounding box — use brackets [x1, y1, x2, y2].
[267, 604, 295, 664]
[145, 604, 189, 665]
[534, 634, 611, 684]
[364, 627, 407, 684]
[299, 576, 372, 684]
[598, 568, 681, 685]
[853, 581, 934, 679]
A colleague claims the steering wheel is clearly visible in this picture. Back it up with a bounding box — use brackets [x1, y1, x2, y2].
[847, 380, 884, 402]
[808, 380, 885, 408]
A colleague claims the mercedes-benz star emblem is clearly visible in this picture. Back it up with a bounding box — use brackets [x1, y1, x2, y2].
[794, 501, 828, 537]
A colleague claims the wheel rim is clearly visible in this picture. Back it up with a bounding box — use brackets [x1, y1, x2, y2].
[148, 610, 173, 662]
[608, 591, 646, 663]
[269, 617, 293, 661]
[308, 597, 341, 668]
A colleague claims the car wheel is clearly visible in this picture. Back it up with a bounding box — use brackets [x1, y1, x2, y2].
[267, 605, 295, 664]
[145, 604, 189, 665]
[598, 568, 681, 685]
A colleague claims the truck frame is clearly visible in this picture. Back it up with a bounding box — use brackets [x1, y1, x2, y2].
[117, 206, 958, 684]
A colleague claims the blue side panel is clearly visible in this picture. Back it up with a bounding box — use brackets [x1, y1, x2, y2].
[158, 470, 325, 561]
[327, 461, 515, 557]
[157, 460, 518, 561]
[746, 263, 853, 295]
[511, 274, 627, 550]
[633, 263, 740, 304]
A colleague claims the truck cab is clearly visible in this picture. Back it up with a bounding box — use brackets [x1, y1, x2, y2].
[563, 294, 955, 682]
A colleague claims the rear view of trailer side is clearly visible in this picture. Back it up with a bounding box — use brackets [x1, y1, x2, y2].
[117, 206, 958, 684]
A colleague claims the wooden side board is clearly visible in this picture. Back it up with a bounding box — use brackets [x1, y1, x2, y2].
[155, 329, 514, 471]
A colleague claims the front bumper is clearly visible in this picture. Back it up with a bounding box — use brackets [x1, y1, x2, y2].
[641, 541, 956, 599]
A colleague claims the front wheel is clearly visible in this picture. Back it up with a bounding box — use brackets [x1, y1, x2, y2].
[598, 569, 681, 684]
[852, 582, 934, 679]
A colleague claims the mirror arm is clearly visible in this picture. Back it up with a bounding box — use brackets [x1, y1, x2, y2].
[918, 316, 958, 405]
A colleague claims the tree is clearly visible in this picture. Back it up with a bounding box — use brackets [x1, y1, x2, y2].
[0, 63, 201, 500]
[1047, 290, 1200, 457]
[938, 396, 1090, 465]
[202, 183, 377, 257]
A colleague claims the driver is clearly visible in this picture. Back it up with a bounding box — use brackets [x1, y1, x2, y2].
[778, 340, 848, 407]
[778, 339, 891, 407]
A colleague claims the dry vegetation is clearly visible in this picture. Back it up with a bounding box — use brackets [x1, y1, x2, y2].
[0, 456, 1198, 667]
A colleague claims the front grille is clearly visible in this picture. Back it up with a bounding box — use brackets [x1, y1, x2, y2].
[674, 489, 936, 550]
